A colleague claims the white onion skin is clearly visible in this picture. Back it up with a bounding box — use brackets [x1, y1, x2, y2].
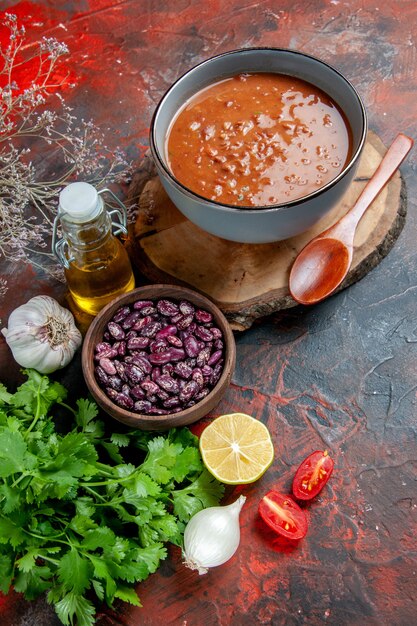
[183, 495, 246, 574]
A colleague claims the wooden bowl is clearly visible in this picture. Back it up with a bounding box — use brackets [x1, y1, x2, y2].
[82, 285, 236, 430]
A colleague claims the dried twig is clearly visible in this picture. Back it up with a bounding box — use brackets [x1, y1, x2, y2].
[0, 13, 133, 283]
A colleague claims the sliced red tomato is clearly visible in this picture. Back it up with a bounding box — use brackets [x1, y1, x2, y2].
[292, 450, 334, 500]
[258, 491, 308, 540]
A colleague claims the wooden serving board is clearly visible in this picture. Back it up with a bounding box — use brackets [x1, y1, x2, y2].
[128, 131, 406, 330]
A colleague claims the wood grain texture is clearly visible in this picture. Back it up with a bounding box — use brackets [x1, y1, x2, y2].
[288, 133, 412, 305]
[81, 285, 236, 430]
[129, 132, 405, 329]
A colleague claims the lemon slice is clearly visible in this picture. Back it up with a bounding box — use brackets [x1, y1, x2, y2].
[199, 413, 274, 484]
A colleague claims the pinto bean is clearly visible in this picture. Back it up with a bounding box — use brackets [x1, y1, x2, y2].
[157, 375, 179, 395]
[196, 346, 211, 367]
[141, 320, 162, 338]
[174, 361, 193, 379]
[99, 357, 117, 376]
[141, 379, 160, 396]
[117, 341, 127, 356]
[191, 368, 204, 388]
[125, 364, 145, 384]
[131, 385, 146, 400]
[195, 326, 213, 342]
[179, 380, 199, 403]
[151, 367, 161, 382]
[94, 365, 109, 386]
[94, 346, 118, 361]
[128, 336, 151, 350]
[210, 327, 223, 339]
[208, 350, 223, 366]
[149, 408, 170, 415]
[122, 311, 141, 329]
[150, 338, 169, 353]
[195, 387, 210, 401]
[163, 397, 181, 409]
[131, 355, 152, 374]
[134, 400, 152, 413]
[148, 348, 186, 364]
[112, 306, 131, 323]
[162, 363, 175, 376]
[184, 335, 200, 358]
[108, 375, 123, 391]
[94, 296, 226, 416]
[155, 324, 178, 339]
[94, 341, 112, 354]
[115, 392, 134, 410]
[157, 299, 179, 316]
[114, 360, 127, 381]
[132, 315, 153, 331]
[195, 309, 213, 324]
[176, 314, 194, 330]
[179, 300, 195, 315]
[167, 335, 183, 348]
[133, 299, 154, 310]
[107, 321, 125, 340]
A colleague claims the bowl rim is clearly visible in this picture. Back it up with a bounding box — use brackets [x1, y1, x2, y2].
[150, 46, 368, 213]
[81, 284, 236, 427]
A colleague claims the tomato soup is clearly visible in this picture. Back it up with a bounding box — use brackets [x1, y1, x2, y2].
[166, 73, 352, 207]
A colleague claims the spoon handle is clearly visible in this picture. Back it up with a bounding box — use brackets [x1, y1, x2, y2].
[338, 133, 413, 233]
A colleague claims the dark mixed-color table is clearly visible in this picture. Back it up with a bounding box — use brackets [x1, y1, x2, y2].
[0, 1, 416, 625]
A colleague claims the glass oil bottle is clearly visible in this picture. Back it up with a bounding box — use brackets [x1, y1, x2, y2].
[53, 182, 135, 315]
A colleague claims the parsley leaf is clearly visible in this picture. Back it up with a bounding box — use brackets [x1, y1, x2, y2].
[114, 585, 142, 607]
[0, 515, 26, 547]
[141, 437, 182, 484]
[58, 548, 92, 595]
[0, 553, 13, 593]
[172, 468, 225, 522]
[0, 430, 35, 477]
[75, 398, 98, 430]
[0, 384, 12, 405]
[12, 369, 67, 418]
[54, 590, 96, 626]
[0, 371, 225, 625]
[110, 432, 130, 447]
[14, 564, 52, 599]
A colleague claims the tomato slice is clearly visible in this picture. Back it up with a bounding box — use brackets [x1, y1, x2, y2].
[292, 450, 334, 500]
[258, 491, 308, 539]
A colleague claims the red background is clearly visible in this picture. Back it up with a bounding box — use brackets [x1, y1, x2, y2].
[0, 1, 416, 625]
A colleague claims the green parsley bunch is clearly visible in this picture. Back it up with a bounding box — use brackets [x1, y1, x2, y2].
[0, 370, 224, 626]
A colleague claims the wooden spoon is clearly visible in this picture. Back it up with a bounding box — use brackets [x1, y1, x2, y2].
[289, 133, 414, 305]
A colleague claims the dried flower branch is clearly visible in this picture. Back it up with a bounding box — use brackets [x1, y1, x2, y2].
[0, 13, 133, 282]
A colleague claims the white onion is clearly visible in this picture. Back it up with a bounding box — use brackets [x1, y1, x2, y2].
[182, 495, 246, 575]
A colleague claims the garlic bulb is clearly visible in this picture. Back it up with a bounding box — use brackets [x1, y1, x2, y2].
[1, 295, 82, 374]
[183, 495, 246, 575]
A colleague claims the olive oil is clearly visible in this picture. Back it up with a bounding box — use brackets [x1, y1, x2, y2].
[54, 182, 135, 315]
[65, 237, 135, 315]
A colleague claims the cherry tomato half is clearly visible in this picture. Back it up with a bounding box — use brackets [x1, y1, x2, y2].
[258, 491, 308, 540]
[292, 450, 334, 501]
